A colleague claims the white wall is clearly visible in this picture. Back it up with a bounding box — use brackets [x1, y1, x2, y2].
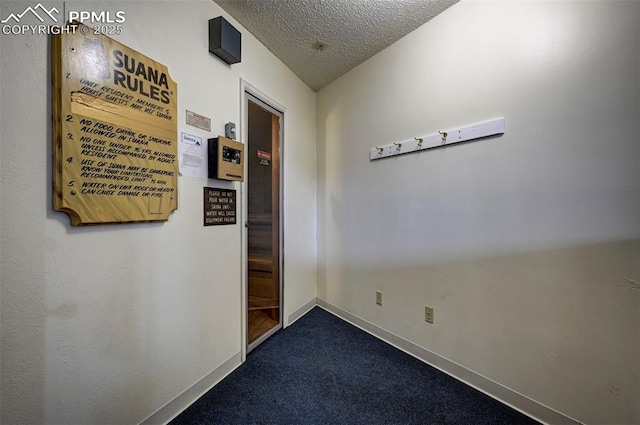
[317, 1, 639, 424]
[0, 1, 316, 424]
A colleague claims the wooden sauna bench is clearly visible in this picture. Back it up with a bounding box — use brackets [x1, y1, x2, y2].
[248, 215, 279, 315]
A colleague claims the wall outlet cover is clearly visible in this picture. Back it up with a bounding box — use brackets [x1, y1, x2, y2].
[425, 306, 434, 324]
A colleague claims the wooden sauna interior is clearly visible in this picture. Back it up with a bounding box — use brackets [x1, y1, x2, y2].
[247, 100, 280, 345]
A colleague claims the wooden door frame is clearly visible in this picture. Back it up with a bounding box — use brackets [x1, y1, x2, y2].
[240, 80, 285, 361]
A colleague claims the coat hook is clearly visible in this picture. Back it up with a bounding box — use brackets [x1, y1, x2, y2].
[376, 147, 384, 155]
[438, 131, 448, 144]
[415, 137, 423, 147]
[393, 142, 402, 151]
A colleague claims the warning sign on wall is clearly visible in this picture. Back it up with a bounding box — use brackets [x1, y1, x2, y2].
[203, 187, 236, 226]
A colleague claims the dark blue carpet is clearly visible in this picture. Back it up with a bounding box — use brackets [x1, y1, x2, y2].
[171, 307, 540, 425]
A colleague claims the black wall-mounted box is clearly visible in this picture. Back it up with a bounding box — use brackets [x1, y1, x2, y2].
[209, 17, 241, 65]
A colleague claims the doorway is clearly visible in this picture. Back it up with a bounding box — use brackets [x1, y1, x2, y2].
[246, 93, 283, 352]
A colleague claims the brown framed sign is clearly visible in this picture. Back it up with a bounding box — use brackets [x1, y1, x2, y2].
[203, 187, 237, 226]
[52, 23, 178, 225]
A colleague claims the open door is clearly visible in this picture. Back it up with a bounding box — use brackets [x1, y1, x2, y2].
[246, 94, 282, 352]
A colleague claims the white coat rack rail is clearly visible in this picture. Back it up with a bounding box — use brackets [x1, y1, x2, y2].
[370, 118, 505, 161]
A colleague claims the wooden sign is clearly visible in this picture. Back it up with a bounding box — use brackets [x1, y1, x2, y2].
[203, 187, 236, 226]
[52, 23, 178, 225]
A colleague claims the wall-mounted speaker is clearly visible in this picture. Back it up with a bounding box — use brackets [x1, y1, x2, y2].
[209, 17, 241, 65]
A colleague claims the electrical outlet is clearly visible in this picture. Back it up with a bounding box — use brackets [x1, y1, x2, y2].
[376, 291, 382, 306]
[425, 306, 434, 324]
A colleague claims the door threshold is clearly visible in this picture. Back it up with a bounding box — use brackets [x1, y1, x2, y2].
[247, 323, 281, 353]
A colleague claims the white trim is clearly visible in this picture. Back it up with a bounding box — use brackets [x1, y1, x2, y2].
[140, 299, 580, 425]
[240, 79, 287, 115]
[240, 79, 286, 357]
[239, 79, 248, 363]
[316, 298, 581, 425]
[287, 298, 317, 326]
[138, 352, 242, 425]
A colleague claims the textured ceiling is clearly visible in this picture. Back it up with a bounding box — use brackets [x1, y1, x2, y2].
[213, 0, 459, 91]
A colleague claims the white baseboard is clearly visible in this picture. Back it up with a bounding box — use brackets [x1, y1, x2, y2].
[140, 299, 580, 425]
[139, 352, 242, 425]
[141, 297, 317, 425]
[287, 298, 317, 326]
[316, 298, 580, 425]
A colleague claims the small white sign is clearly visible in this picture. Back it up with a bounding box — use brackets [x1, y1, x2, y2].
[179, 130, 207, 178]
